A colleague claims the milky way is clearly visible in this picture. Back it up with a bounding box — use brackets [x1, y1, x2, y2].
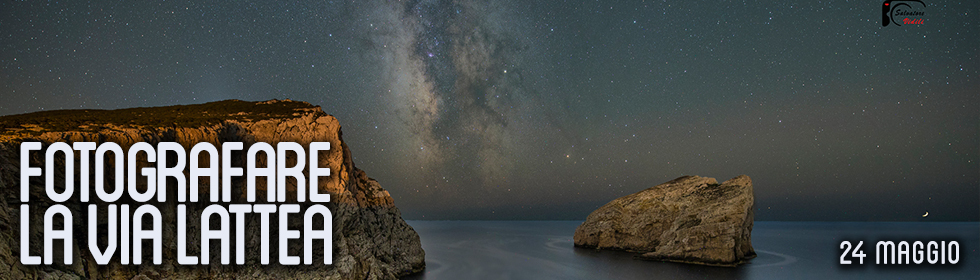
[359, 0, 543, 188]
[1, 0, 977, 221]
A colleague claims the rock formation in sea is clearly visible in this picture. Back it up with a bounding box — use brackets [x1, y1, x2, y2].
[0, 99, 425, 279]
[573, 175, 755, 266]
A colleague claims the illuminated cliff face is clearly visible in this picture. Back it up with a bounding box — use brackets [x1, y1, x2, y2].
[575, 175, 755, 266]
[0, 99, 424, 279]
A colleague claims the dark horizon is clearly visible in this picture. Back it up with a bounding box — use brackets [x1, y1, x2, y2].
[1, 0, 977, 221]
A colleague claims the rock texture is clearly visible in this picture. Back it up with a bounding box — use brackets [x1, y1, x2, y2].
[573, 175, 755, 266]
[0, 100, 424, 279]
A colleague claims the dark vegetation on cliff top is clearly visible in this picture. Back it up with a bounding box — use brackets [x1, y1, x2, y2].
[0, 99, 323, 136]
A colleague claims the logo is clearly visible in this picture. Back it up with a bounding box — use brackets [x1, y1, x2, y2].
[882, 0, 926, 26]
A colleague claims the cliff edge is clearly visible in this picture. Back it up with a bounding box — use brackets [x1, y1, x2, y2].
[0, 99, 424, 279]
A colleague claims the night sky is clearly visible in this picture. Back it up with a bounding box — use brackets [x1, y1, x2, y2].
[1, 0, 977, 221]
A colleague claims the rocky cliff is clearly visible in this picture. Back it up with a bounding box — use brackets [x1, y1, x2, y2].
[0, 99, 425, 279]
[573, 175, 755, 266]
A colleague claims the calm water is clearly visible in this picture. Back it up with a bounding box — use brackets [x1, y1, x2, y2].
[402, 221, 979, 280]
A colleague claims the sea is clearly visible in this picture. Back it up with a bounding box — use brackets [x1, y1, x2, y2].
[402, 221, 979, 280]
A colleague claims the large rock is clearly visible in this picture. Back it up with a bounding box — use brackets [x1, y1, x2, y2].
[0, 100, 424, 279]
[573, 175, 755, 266]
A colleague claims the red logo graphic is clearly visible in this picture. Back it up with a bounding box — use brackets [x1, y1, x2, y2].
[882, 0, 926, 27]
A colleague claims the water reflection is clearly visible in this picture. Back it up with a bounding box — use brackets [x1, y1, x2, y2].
[401, 221, 978, 280]
[402, 221, 745, 280]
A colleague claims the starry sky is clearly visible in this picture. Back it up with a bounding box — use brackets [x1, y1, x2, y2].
[1, 0, 977, 221]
